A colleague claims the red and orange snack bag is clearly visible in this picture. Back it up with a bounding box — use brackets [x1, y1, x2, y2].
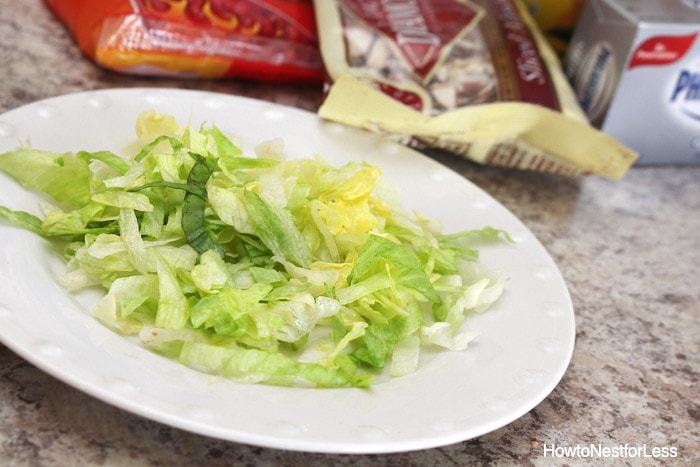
[44, 0, 324, 83]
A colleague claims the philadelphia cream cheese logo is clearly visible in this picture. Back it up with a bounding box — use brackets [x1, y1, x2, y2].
[625, 32, 698, 124]
[670, 65, 700, 122]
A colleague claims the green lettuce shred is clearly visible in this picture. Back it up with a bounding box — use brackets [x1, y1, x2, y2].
[0, 111, 511, 388]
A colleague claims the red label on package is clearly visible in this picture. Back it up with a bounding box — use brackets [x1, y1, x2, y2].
[340, 0, 480, 80]
[487, 0, 559, 110]
[133, 0, 318, 44]
[629, 33, 698, 69]
[378, 82, 424, 111]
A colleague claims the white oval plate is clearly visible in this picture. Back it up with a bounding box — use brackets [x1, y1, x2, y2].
[0, 89, 574, 454]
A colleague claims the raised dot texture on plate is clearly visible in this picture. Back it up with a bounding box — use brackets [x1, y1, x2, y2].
[184, 405, 214, 421]
[378, 141, 401, 155]
[532, 266, 554, 280]
[204, 98, 225, 109]
[536, 338, 563, 353]
[519, 369, 546, 386]
[104, 377, 138, 395]
[486, 397, 509, 413]
[507, 230, 531, 244]
[542, 301, 566, 318]
[263, 106, 286, 121]
[276, 421, 308, 436]
[142, 91, 166, 105]
[471, 198, 491, 210]
[429, 169, 450, 182]
[419, 171, 450, 198]
[357, 424, 388, 440]
[431, 419, 457, 433]
[85, 95, 112, 110]
[0, 122, 16, 137]
[35, 341, 64, 357]
[35, 104, 59, 119]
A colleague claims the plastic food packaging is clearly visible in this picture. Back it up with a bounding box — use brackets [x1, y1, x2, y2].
[314, 0, 637, 179]
[521, 0, 585, 58]
[44, 0, 325, 83]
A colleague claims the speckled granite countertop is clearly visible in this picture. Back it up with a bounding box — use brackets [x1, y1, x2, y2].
[1, 1, 698, 465]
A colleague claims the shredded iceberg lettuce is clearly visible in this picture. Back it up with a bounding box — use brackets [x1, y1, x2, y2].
[0, 110, 511, 388]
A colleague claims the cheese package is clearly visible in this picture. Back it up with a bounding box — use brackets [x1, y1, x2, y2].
[44, 0, 324, 83]
[566, 0, 700, 165]
[314, 0, 637, 179]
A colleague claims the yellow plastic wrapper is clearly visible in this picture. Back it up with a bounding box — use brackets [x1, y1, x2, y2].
[314, 0, 637, 179]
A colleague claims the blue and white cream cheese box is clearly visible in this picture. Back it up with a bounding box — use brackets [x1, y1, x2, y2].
[566, 0, 700, 165]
